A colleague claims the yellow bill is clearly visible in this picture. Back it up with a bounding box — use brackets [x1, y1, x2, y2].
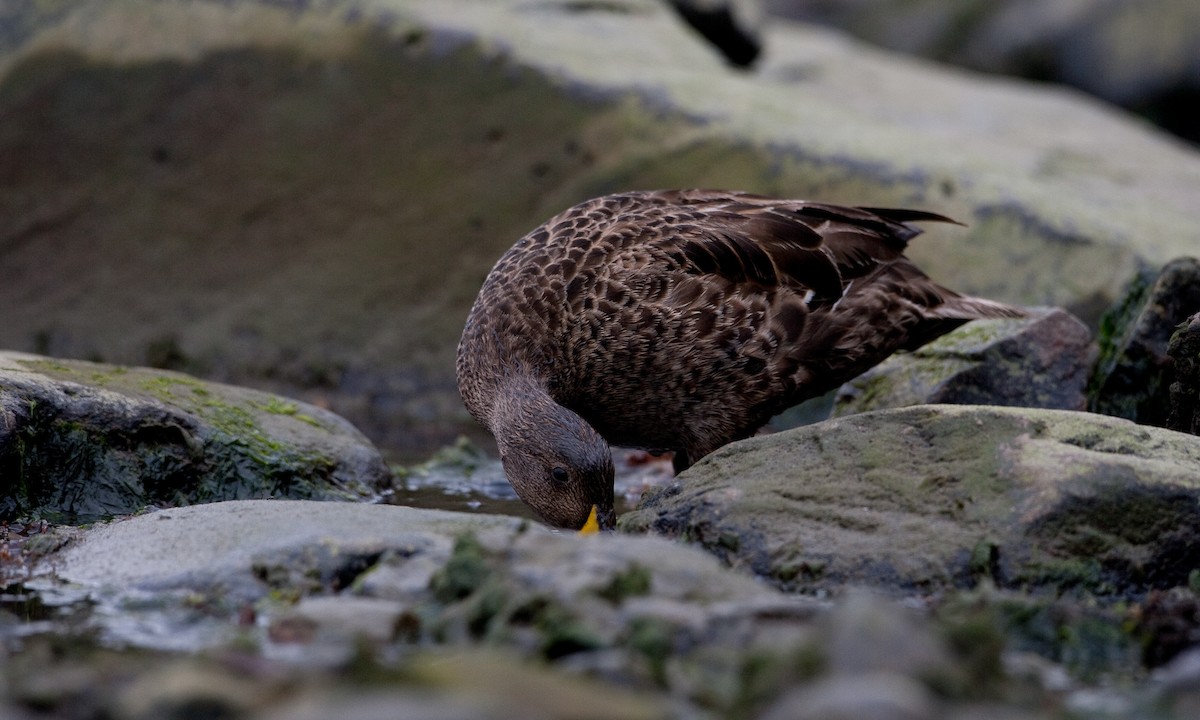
[578, 505, 601, 535]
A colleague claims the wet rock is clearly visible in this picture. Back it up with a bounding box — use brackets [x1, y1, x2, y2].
[17, 498, 1196, 718]
[27, 499, 821, 715]
[1136, 587, 1200, 669]
[1090, 257, 1200, 427]
[1167, 313, 1200, 434]
[272, 596, 410, 645]
[622, 404, 1200, 595]
[1154, 647, 1200, 717]
[114, 662, 265, 720]
[264, 691, 505, 720]
[834, 308, 1093, 416]
[818, 593, 955, 682]
[0, 352, 389, 523]
[39, 501, 521, 605]
[760, 673, 936, 720]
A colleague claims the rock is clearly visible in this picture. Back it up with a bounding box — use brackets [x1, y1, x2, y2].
[817, 592, 954, 682]
[834, 308, 1093, 416]
[0, 352, 389, 523]
[1167, 313, 1200, 434]
[1090, 257, 1200, 427]
[764, 0, 1200, 145]
[114, 662, 266, 720]
[39, 501, 522, 603]
[17, 498, 1192, 718]
[621, 404, 1200, 595]
[26, 499, 816, 715]
[759, 673, 936, 720]
[3, 1, 1200, 460]
[264, 690, 508, 720]
[272, 595, 410, 645]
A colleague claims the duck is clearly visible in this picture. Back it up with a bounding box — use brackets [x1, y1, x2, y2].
[456, 190, 1024, 531]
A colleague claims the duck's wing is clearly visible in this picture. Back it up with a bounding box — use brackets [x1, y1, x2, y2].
[640, 190, 961, 309]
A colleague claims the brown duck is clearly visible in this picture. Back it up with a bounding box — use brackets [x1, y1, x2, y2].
[456, 190, 1023, 531]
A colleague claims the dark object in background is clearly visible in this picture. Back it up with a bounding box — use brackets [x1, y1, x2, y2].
[669, 0, 762, 67]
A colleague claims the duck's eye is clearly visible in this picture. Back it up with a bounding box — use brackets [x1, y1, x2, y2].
[551, 466, 569, 484]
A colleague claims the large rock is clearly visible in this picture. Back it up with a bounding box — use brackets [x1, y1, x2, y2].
[0, 352, 388, 523]
[764, 0, 1200, 145]
[1168, 313, 1200, 434]
[22, 499, 1079, 718]
[1090, 257, 1200, 426]
[2, 0, 1199, 458]
[834, 308, 1093, 416]
[622, 405, 1200, 595]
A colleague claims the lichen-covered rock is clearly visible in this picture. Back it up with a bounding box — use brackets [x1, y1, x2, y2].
[834, 308, 1093, 416]
[622, 404, 1200, 595]
[1090, 257, 1200, 426]
[0, 352, 388, 522]
[1167, 313, 1200, 435]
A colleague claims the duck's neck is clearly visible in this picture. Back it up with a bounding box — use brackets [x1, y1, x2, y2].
[487, 372, 557, 435]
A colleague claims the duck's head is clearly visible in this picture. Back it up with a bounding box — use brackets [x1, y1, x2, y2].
[492, 386, 616, 531]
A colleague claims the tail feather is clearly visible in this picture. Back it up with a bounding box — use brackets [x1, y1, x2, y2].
[929, 294, 1026, 321]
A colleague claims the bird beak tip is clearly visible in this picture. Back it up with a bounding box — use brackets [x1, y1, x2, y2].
[578, 505, 616, 535]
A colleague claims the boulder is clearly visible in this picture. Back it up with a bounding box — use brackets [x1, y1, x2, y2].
[29, 500, 812, 715]
[1167, 313, 1200, 434]
[0, 352, 388, 523]
[1090, 257, 1200, 426]
[764, 0, 1200, 145]
[2, 0, 1200, 458]
[622, 404, 1200, 595]
[26, 498, 1074, 718]
[834, 308, 1093, 417]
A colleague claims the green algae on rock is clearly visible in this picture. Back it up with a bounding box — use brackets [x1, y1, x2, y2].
[0, 352, 389, 522]
[622, 404, 1200, 596]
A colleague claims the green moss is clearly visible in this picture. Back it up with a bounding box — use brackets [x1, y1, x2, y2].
[626, 618, 673, 686]
[596, 563, 652, 604]
[968, 539, 999, 582]
[430, 533, 491, 604]
[6, 357, 363, 522]
[255, 398, 321, 427]
[938, 589, 1142, 684]
[533, 603, 604, 660]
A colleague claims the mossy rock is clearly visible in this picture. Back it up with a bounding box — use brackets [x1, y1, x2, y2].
[0, 351, 389, 522]
[622, 404, 1200, 596]
[1090, 257, 1200, 426]
[834, 307, 1093, 417]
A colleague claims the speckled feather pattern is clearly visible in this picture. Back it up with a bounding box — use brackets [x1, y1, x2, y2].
[457, 189, 1021, 468]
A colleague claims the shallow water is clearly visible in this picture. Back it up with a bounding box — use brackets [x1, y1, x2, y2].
[383, 441, 675, 521]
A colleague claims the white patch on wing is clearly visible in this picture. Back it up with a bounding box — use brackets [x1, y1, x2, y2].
[830, 281, 852, 311]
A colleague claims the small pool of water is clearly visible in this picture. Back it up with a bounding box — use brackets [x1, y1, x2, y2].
[384, 440, 675, 522]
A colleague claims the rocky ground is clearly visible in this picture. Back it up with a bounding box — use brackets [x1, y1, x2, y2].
[4, 2, 1200, 719]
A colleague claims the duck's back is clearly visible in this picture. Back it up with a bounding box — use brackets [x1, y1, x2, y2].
[456, 190, 1021, 466]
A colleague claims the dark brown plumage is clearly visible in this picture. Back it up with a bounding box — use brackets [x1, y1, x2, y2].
[456, 189, 1024, 530]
